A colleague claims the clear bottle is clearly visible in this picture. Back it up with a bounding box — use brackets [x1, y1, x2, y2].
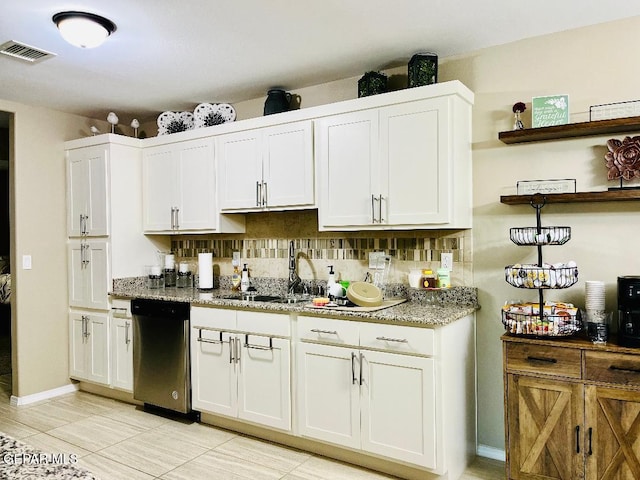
[231, 252, 242, 291]
[164, 253, 176, 287]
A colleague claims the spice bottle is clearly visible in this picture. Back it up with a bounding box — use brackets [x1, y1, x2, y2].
[422, 269, 437, 288]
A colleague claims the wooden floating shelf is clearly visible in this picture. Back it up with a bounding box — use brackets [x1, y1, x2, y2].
[498, 116, 640, 144]
[500, 189, 640, 205]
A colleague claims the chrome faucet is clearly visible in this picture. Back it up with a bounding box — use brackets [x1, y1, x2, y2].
[287, 240, 301, 295]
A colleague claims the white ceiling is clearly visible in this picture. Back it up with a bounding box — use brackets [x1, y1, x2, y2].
[2, 1, 640, 124]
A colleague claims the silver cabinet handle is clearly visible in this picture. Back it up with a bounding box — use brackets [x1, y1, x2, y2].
[310, 328, 338, 335]
[378, 195, 384, 223]
[170, 207, 175, 229]
[375, 336, 408, 343]
[371, 195, 377, 223]
[174, 207, 179, 230]
[84, 244, 90, 267]
[351, 352, 357, 385]
[256, 181, 262, 207]
[81, 315, 86, 341]
[125, 321, 130, 345]
[235, 335, 241, 365]
[359, 352, 364, 386]
[229, 336, 235, 364]
[262, 182, 268, 207]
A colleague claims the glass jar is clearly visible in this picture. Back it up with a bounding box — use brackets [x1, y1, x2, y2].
[408, 268, 423, 289]
[146, 265, 164, 289]
[422, 269, 437, 288]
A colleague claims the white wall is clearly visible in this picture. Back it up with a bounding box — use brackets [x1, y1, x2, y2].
[1, 99, 102, 396]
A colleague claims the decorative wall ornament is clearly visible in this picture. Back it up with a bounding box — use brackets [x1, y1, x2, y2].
[512, 102, 526, 130]
[605, 136, 640, 184]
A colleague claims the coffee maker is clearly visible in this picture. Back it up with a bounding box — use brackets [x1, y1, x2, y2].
[618, 276, 640, 347]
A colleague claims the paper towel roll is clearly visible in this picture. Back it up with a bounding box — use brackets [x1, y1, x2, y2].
[198, 253, 213, 290]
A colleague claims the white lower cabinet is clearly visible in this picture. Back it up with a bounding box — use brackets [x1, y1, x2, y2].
[69, 310, 110, 385]
[190, 307, 291, 431]
[296, 317, 436, 469]
[110, 299, 133, 391]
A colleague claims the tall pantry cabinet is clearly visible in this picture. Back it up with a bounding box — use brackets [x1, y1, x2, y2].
[65, 134, 160, 391]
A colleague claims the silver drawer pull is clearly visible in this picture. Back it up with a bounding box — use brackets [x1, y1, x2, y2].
[376, 336, 408, 343]
[311, 328, 338, 335]
[197, 329, 224, 345]
[244, 334, 273, 351]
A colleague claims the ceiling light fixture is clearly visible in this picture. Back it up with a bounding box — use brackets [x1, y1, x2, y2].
[52, 11, 116, 49]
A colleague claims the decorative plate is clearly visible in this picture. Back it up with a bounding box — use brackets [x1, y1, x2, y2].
[157, 111, 195, 135]
[194, 103, 236, 128]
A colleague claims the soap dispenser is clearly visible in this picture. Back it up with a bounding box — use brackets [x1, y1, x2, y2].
[240, 264, 250, 292]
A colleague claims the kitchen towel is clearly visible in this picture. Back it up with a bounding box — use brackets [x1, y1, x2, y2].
[198, 252, 213, 290]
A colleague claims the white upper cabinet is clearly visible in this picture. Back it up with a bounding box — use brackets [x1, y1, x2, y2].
[316, 88, 472, 230]
[143, 137, 245, 234]
[67, 145, 109, 237]
[217, 121, 314, 211]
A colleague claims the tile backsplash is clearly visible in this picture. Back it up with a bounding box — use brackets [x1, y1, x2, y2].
[169, 210, 472, 285]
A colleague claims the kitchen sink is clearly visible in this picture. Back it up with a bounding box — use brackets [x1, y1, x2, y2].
[221, 294, 308, 304]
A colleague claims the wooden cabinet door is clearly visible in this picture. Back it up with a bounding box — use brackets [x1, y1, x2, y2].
[360, 350, 437, 469]
[67, 145, 109, 237]
[585, 385, 640, 480]
[507, 374, 584, 480]
[237, 336, 291, 431]
[177, 139, 216, 231]
[316, 110, 378, 228]
[380, 97, 451, 226]
[86, 312, 110, 385]
[142, 145, 177, 232]
[69, 311, 88, 380]
[190, 329, 237, 417]
[217, 130, 263, 210]
[111, 315, 133, 391]
[296, 342, 360, 449]
[262, 121, 314, 209]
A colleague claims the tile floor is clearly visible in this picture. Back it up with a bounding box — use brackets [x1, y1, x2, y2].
[0, 374, 505, 479]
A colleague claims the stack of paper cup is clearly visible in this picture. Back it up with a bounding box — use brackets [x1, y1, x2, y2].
[585, 281, 605, 311]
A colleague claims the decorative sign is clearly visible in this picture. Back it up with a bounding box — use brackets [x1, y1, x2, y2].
[517, 179, 576, 195]
[532, 95, 569, 128]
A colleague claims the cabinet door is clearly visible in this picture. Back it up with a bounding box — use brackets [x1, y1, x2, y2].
[142, 145, 177, 232]
[360, 350, 437, 469]
[238, 336, 291, 431]
[263, 121, 314, 209]
[85, 241, 110, 311]
[316, 110, 378, 227]
[67, 240, 109, 310]
[190, 329, 238, 417]
[69, 311, 88, 380]
[86, 312, 110, 385]
[507, 374, 584, 480]
[296, 342, 360, 449]
[380, 97, 451, 225]
[217, 130, 263, 210]
[67, 146, 109, 237]
[111, 316, 133, 391]
[585, 385, 640, 480]
[177, 139, 217, 231]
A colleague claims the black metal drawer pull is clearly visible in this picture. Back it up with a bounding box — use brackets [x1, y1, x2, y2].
[576, 425, 580, 454]
[526, 356, 557, 364]
[588, 427, 593, 456]
[609, 365, 640, 374]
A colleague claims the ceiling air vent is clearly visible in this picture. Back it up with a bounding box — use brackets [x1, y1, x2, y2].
[0, 40, 56, 64]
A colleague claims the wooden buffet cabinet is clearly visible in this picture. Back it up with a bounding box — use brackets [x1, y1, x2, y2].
[503, 333, 640, 480]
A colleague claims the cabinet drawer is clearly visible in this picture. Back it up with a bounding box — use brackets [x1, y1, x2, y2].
[505, 342, 581, 379]
[298, 315, 359, 346]
[191, 306, 236, 331]
[359, 322, 434, 356]
[237, 310, 290, 337]
[584, 350, 640, 386]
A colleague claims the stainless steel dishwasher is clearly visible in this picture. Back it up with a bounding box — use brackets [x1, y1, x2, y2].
[131, 298, 192, 414]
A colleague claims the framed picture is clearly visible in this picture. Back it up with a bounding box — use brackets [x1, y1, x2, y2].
[532, 95, 569, 128]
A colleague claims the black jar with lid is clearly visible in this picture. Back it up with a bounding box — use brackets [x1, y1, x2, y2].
[264, 89, 291, 115]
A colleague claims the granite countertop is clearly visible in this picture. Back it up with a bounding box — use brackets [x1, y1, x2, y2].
[111, 281, 479, 327]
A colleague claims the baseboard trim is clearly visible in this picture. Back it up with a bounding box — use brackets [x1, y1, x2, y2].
[476, 444, 506, 461]
[10, 383, 79, 406]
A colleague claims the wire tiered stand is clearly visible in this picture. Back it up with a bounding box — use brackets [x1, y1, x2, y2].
[502, 194, 582, 337]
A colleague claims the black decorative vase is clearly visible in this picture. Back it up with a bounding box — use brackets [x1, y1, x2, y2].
[358, 71, 387, 98]
[264, 89, 291, 115]
[408, 53, 438, 87]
